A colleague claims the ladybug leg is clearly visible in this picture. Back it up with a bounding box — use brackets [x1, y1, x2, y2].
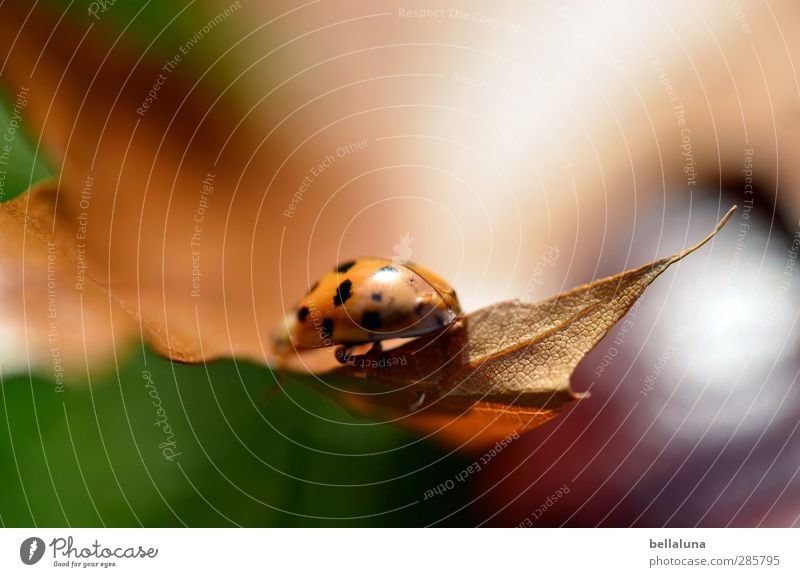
[409, 392, 426, 411]
[334, 342, 373, 365]
[359, 341, 386, 366]
[334, 344, 355, 365]
[334, 341, 386, 368]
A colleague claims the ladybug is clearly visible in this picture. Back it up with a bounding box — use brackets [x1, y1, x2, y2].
[275, 258, 461, 355]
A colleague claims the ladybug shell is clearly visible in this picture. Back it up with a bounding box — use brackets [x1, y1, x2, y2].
[283, 259, 461, 348]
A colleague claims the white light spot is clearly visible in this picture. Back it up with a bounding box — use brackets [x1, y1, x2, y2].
[373, 268, 400, 283]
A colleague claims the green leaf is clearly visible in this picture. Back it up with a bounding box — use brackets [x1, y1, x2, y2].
[0, 87, 52, 203]
[0, 348, 471, 527]
[38, 0, 249, 93]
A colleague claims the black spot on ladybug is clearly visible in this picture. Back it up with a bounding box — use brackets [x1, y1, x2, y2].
[362, 311, 382, 330]
[321, 318, 334, 340]
[371, 292, 382, 302]
[333, 279, 352, 306]
[414, 302, 427, 316]
[297, 306, 310, 323]
[336, 260, 356, 273]
[377, 265, 397, 273]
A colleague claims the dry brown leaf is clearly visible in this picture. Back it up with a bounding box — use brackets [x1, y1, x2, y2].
[291, 207, 736, 449]
[0, 181, 136, 376]
[0, 1, 296, 366]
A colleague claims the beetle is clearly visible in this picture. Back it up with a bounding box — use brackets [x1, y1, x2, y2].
[274, 258, 461, 359]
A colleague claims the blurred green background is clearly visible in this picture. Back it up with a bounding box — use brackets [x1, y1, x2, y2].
[0, 1, 470, 528]
[1, 350, 470, 526]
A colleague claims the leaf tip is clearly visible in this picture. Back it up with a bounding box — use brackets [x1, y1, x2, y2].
[672, 205, 737, 262]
